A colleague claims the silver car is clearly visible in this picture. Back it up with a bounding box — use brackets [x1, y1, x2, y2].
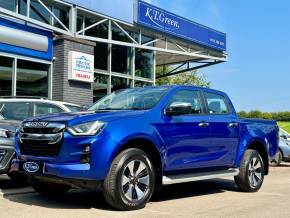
[272, 128, 290, 165]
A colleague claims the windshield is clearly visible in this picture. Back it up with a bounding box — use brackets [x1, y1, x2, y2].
[0, 102, 31, 121]
[89, 87, 169, 111]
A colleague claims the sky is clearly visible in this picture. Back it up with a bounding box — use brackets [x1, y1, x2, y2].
[67, 0, 290, 112]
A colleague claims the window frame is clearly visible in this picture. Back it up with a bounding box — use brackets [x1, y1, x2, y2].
[165, 88, 206, 116]
[201, 91, 232, 115]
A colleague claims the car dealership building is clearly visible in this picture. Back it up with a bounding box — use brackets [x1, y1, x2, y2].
[0, 0, 227, 105]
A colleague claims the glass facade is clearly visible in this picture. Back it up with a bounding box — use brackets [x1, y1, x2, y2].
[0, 56, 13, 96]
[0, 1, 157, 102]
[112, 45, 132, 74]
[30, 0, 51, 24]
[53, 6, 70, 29]
[135, 49, 154, 79]
[0, 0, 16, 12]
[19, 0, 27, 15]
[134, 81, 152, 87]
[93, 74, 108, 101]
[16, 60, 49, 97]
[111, 77, 132, 92]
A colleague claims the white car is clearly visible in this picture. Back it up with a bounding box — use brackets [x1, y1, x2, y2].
[0, 97, 81, 120]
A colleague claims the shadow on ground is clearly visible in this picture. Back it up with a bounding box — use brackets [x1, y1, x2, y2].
[1, 174, 237, 211]
[270, 163, 290, 168]
[0, 175, 28, 189]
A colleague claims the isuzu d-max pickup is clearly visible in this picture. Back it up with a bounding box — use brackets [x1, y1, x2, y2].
[11, 86, 278, 210]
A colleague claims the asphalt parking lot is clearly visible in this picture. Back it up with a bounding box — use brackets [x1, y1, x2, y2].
[1, 164, 290, 218]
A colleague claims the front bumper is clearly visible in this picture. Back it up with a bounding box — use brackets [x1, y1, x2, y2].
[11, 159, 102, 189]
[10, 158, 97, 181]
[0, 138, 15, 174]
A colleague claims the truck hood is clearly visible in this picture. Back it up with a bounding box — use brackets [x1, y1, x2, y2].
[24, 110, 147, 125]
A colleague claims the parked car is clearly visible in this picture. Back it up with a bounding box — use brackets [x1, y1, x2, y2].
[11, 86, 278, 210]
[271, 128, 290, 166]
[0, 97, 81, 181]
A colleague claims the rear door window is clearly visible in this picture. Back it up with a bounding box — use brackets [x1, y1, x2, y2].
[0, 102, 31, 120]
[34, 103, 64, 116]
[204, 92, 230, 114]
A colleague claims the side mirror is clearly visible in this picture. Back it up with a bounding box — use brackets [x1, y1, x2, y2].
[165, 102, 192, 116]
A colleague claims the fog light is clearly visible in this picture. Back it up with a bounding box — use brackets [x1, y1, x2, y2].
[80, 144, 91, 163]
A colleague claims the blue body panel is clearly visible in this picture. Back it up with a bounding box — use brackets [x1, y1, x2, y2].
[13, 86, 278, 182]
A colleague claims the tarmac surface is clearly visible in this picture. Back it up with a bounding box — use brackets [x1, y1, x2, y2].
[1, 164, 290, 218]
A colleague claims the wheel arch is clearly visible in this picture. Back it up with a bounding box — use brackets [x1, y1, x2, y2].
[247, 140, 269, 175]
[115, 137, 164, 192]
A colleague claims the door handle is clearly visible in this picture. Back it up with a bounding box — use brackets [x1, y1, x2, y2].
[198, 122, 209, 128]
[229, 122, 238, 128]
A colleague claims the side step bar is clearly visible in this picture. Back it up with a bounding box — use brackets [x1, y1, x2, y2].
[162, 168, 240, 185]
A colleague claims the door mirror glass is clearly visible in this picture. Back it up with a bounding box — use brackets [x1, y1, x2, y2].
[165, 102, 192, 116]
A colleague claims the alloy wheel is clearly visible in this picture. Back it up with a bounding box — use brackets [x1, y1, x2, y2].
[248, 157, 263, 188]
[121, 160, 150, 201]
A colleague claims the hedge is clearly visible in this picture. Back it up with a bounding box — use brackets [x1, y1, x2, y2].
[238, 110, 290, 121]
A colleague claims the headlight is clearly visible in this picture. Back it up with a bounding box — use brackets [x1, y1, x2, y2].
[67, 121, 105, 136]
[0, 128, 9, 138]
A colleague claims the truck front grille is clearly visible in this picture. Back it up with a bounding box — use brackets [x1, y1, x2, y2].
[19, 122, 65, 157]
[0, 149, 6, 162]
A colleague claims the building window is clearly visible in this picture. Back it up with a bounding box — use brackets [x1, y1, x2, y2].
[85, 17, 108, 39]
[94, 43, 108, 70]
[135, 49, 154, 79]
[77, 14, 84, 33]
[18, 0, 27, 15]
[111, 77, 131, 92]
[30, 0, 51, 24]
[16, 60, 49, 97]
[112, 26, 132, 43]
[53, 6, 69, 29]
[94, 74, 108, 102]
[134, 81, 153, 87]
[112, 45, 132, 74]
[0, 56, 13, 96]
[0, 0, 16, 12]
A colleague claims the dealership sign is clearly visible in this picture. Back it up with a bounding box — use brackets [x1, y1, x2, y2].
[69, 51, 94, 83]
[135, 0, 226, 52]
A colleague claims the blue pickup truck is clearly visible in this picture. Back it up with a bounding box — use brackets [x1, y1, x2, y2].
[11, 86, 278, 210]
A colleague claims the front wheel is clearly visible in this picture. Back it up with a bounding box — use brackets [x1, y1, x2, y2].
[235, 149, 265, 192]
[103, 148, 155, 210]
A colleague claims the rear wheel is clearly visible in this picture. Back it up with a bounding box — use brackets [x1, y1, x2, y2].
[31, 178, 70, 197]
[235, 149, 265, 192]
[103, 148, 155, 210]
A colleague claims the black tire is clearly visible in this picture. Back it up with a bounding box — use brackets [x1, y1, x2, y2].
[7, 172, 28, 185]
[31, 178, 70, 197]
[235, 149, 265, 192]
[103, 148, 155, 211]
[271, 150, 283, 166]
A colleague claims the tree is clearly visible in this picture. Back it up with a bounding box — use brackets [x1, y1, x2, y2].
[155, 66, 211, 87]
